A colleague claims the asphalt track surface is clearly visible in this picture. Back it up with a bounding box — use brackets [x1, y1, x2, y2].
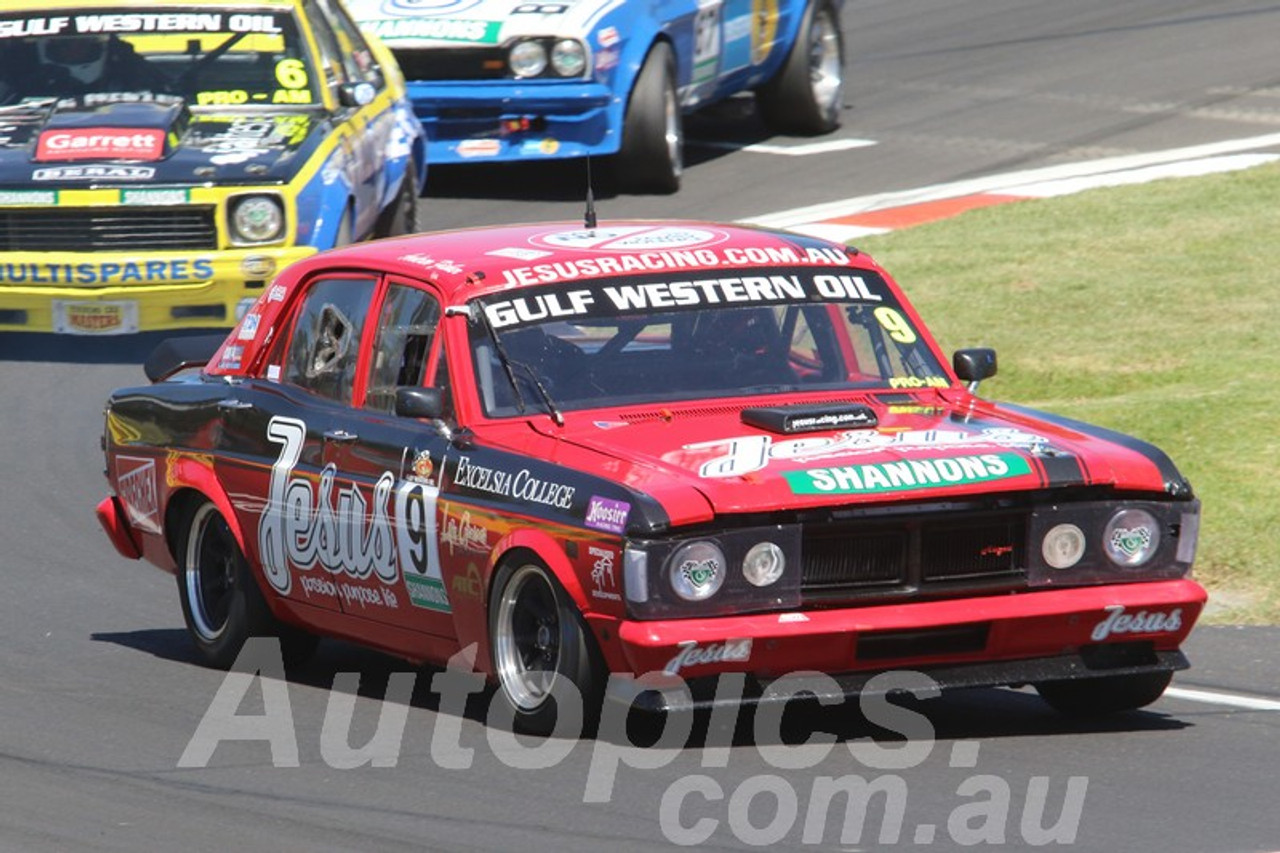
[3, 2, 1280, 850]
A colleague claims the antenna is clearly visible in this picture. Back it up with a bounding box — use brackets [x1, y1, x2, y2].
[584, 157, 598, 230]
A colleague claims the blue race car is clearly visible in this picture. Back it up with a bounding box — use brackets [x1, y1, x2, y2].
[348, 0, 844, 194]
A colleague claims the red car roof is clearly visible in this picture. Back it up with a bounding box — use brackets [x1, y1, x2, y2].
[278, 219, 869, 302]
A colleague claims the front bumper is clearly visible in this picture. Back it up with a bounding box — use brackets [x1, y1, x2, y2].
[610, 580, 1206, 709]
[0, 247, 316, 334]
[406, 80, 618, 163]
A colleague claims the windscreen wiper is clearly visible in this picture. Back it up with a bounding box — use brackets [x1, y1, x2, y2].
[469, 303, 565, 426]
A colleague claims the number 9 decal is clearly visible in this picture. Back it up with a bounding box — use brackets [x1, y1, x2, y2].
[275, 58, 308, 89]
[874, 306, 918, 344]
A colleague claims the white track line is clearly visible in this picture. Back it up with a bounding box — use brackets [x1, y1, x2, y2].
[1165, 687, 1280, 712]
[741, 131, 1280, 228]
[694, 138, 878, 156]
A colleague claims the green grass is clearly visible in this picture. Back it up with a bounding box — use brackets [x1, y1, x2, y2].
[854, 161, 1280, 624]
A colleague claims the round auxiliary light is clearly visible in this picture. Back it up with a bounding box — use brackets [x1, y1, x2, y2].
[669, 540, 725, 601]
[509, 40, 548, 78]
[1042, 523, 1086, 570]
[550, 39, 586, 77]
[742, 541, 785, 587]
[1103, 508, 1160, 567]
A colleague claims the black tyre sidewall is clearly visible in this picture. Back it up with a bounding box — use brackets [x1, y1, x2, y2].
[374, 162, 419, 238]
[616, 42, 682, 194]
[175, 500, 317, 670]
[488, 558, 602, 736]
[176, 501, 269, 668]
[757, 0, 844, 135]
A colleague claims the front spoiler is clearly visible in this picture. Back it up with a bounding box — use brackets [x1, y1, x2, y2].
[608, 648, 1190, 714]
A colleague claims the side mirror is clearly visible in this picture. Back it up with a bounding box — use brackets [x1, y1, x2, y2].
[338, 82, 376, 108]
[953, 348, 997, 393]
[395, 386, 445, 420]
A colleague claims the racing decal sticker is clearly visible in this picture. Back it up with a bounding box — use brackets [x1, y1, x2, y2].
[450, 456, 576, 510]
[457, 139, 502, 158]
[692, 0, 723, 84]
[360, 16, 501, 45]
[532, 225, 731, 252]
[256, 417, 451, 613]
[783, 453, 1032, 495]
[485, 246, 553, 261]
[122, 188, 189, 205]
[750, 0, 779, 64]
[450, 563, 484, 599]
[115, 456, 161, 534]
[588, 545, 620, 601]
[0, 190, 57, 205]
[1090, 605, 1183, 642]
[33, 166, 155, 181]
[0, 259, 214, 286]
[36, 128, 165, 162]
[498, 244, 849, 286]
[584, 495, 630, 534]
[485, 270, 881, 327]
[217, 345, 244, 370]
[237, 312, 261, 341]
[439, 502, 491, 556]
[685, 427, 1056, 479]
[664, 639, 752, 675]
[52, 300, 139, 335]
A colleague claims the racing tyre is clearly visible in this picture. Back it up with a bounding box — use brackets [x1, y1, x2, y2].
[489, 557, 604, 736]
[176, 500, 318, 670]
[374, 162, 420, 239]
[756, 0, 844, 135]
[1034, 671, 1173, 716]
[615, 42, 682, 194]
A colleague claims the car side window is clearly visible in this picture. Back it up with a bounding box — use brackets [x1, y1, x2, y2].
[282, 275, 377, 403]
[302, 0, 349, 91]
[365, 283, 442, 413]
[324, 0, 385, 88]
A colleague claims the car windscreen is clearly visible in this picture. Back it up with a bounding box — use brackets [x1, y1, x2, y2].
[466, 267, 950, 418]
[0, 9, 316, 107]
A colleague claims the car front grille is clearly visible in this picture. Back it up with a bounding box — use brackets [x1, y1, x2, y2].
[0, 206, 218, 252]
[800, 511, 1028, 600]
[392, 47, 509, 81]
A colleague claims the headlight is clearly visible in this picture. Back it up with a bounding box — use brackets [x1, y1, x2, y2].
[742, 541, 785, 587]
[669, 540, 725, 601]
[1042, 523, 1086, 570]
[1104, 508, 1160, 567]
[509, 40, 547, 77]
[550, 39, 586, 76]
[229, 195, 284, 244]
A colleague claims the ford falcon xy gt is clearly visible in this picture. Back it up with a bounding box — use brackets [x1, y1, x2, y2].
[346, 0, 845, 193]
[98, 219, 1206, 734]
[0, 0, 426, 335]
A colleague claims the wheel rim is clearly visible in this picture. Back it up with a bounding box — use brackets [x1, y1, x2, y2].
[185, 504, 237, 642]
[663, 79, 683, 177]
[494, 566, 562, 711]
[808, 10, 843, 116]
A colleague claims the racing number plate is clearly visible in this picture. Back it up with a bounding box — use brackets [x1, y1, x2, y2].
[52, 300, 140, 335]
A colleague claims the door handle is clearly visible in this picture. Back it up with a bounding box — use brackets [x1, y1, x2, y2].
[323, 429, 358, 443]
[217, 398, 252, 411]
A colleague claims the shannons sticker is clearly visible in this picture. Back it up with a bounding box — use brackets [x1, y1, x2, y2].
[784, 453, 1032, 495]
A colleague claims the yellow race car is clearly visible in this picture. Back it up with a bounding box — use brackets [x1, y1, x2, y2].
[0, 0, 426, 334]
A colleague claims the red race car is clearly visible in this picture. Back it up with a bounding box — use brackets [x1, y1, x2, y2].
[98, 219, 1205, 734]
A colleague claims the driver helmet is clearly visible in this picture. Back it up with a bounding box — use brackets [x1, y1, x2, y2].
[38, 35, 110, 85]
